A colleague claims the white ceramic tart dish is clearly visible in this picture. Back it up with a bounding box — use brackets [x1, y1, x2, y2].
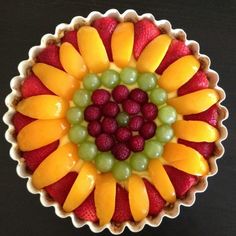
[3, 9, 228, 234]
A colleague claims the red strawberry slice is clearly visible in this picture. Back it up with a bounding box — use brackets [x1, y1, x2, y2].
[184, 104, 218, 127]
[164, 165, 198, 198]
[143, 179, 165, 216]
[74, 190, 98, 222]
[157, 39, 191, 74]
[134, 19, 161, 59]
[37, 44, 64, 70]
[177, 70, 209, 96]
[23, 141, 59, 172]
[21, 74, 54, 98]
[112, 184, 132, 223]
[178, 139, 215, 159]
[12, 112, 35, 134]
[45, 172, 78, 205]
[92, 17, 118, 61]
[61, 30, 79, 51]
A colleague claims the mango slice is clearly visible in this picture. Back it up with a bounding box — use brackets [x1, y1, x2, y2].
[77, 26, 109, 73]
[17, 119, 69, 151]
[128, 174, 149, 221]
[158, 55, 200, 92]
[137, 34, 172, 72]
[16, 95, 69, 119]
[63, 162, 97, 212]
[32, 143, 78, 189]
[148, 159, 176, 203]
[173, 120, 220, 142]
[167, 89, 219, 115]
[111, 22, 134, 68]
[32, 63, 79, 100]
[95, 173, 116, 226]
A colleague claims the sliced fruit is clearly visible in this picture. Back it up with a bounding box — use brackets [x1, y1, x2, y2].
[111, 22, 134, 68]
[63, 162, 97, 212]
[128, 174, 149, 222]
[17, 119, 69, 151]
[12, 112, 35, 134]
[95, 173, 116, 226]
[137, 34, 171, 72]
[32, 143, 78, 189]
[61, 30, 79, 51]
[77, 26, 109, 73]
[173, 120, 220, 142]
[167, 89, 219, 115]
[32, 63, 79, 100]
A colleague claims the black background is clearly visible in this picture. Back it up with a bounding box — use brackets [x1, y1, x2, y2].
[0, 0, 235, 235]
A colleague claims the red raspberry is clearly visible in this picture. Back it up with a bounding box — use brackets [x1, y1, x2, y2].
[129, 88, 148, 104]
[101, 117, 118, 134]
[87, 121, 102, 137]
[122, 99, 140, 115]
[84, 105, 101, 121]
[140, 121, 157, 139]
[92, 89, 110, 105]
[128, 115, 144, 131]
[112, 143, 131, 160]
[129, 135, 145, 152]
[115, 127, 132, 142]
[112, 85, 129, 103]
[95, 133, 114, 151]
[141, 103, 158, 120]
[102, 101, 120, 117]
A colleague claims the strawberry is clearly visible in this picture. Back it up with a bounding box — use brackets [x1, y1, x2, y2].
[61, 30, 79, 51]
[74, 190, 98, 222]
[134, 19, 161, 59]
[45, 172, 78, 205]
[12, 112, 35, 134]
[184, 105, 218, 127]
[37, 44, 63, 70]
[23, 141, 59, 172]
[92, 17, 118, 61]
[21, 74, 54, 98]
[143, 179, 165, 216]
[112, 184, 132, 223]
[164, 165, 198, 198]
[178, 139, 215, 159]
[177, 70, 209, 96]
[157, 39, 191, 74]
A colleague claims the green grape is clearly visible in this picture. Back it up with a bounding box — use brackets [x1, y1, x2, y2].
[66, 107, 83, 124]
[116, 112, 130, 126]
[68, 125, 87, 144]
[130, 153, 149, 171]
[101, 69, 120, 88]
[83, 73, 101, 91]
[144, 140, 163, 159]
[150, 88, 167, 105]
[137, 72, 157, 91]
[120, 67, 138, 84]
[155, 125, 174, 143]
[73, 89, 91, 107]
[95, 153, 114, 172]
[158, 105, 177, 124]
[112, 161, 131, 181]
[78, 141, 97, 161]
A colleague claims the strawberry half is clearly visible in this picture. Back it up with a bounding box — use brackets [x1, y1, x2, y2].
[164, 165, 198, 198]
[23, 141, 59, 172]
[177, 70, 209, 96]
[12, 112, 35, 134]
[143, 179, 165, 216]
[157, 39, 191, 74]
[134, 19, 160, 59]
[92, 17, 118, 61]
[45, 172, 78, 205]
[61, 30, 79, 51]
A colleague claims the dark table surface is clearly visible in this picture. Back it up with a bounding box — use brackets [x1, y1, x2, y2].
[0, 0, 235, 235]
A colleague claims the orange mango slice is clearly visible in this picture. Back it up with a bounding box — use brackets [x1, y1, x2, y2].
[128, 175, 149, 221]
[63, 162, 97, 212]
[77, 26, 109, 73]
[137, 34, 172, 72]
[173, 120, 220, 142]
[158, 55, 200, 92]
[32, 143, 78, 189]
[111, 22, 134, 68]
[17, 119, 69, 151]
[167, 89, 219, 115]
[16, 95, 69, 119]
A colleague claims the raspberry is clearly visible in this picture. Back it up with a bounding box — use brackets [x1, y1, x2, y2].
[122, 99, 140, 115]
[115, 127, 132, 142]
[129, 88, 148, 104]
[95, 133, 114, 151]
[141, 103, 158, 120]
[112, 85, 129, 103]
[92, 89, 110, 105]
[128, 115, 144, 131]
[101, 117, 118, 134]
[87, 121, 102, 137]
[139, 121, 157, 139]
[102, 101, 120, 117]
[112, 143, 131, 160]
[84, 105, 101, 121]
[129, 135, 145, 152]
